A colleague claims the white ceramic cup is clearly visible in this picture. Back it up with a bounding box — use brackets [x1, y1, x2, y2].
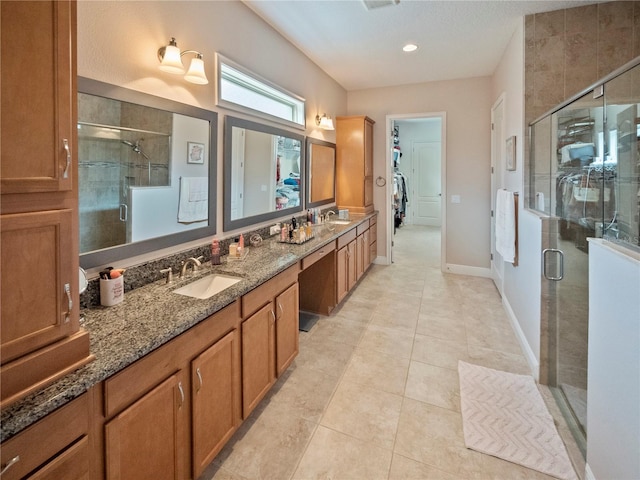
[100, 276, 124, 306]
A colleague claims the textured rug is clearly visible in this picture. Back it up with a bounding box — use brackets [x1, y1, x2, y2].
[458, 361, 577, 480]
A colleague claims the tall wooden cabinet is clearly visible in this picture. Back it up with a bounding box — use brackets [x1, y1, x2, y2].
[336, 116, 375, 214]
[0, 0, 93, 408]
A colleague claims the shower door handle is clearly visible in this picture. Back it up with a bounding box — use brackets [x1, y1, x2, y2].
[542, 248, 564, 281]
[119, 203, 128, 222]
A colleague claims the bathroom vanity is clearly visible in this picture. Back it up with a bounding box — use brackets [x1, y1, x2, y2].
[0, 214, 376, 479]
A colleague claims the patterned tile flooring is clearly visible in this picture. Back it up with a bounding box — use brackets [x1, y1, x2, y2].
[201, 226, 583, 480]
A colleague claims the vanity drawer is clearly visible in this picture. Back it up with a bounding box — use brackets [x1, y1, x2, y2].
[0, 393, 89, 480]
[242, 264, 299, 318]
[302, 241, 336, 270]
[337, 228, 357, 249]
[356, 220, 369, 236]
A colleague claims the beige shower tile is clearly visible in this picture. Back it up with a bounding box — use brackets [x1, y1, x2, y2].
[404, 361, 461, 412]
[412, 333, 470, 370]
[534, 9, 565, 38]
[321, 380, 403, 450]
[292, 426, 393, 480]
[358, 324, 415, 359]
[388, 454, 460, 480]
[342, 347, 410, 395]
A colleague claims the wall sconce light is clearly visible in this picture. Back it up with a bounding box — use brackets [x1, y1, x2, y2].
[315, 113, 335, 130]
[157, 37, 209, 85]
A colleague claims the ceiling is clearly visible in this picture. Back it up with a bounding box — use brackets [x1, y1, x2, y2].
[244, 0, 600, 91]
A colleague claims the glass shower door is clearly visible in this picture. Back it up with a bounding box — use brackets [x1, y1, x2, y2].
[545, 90, 605, 453]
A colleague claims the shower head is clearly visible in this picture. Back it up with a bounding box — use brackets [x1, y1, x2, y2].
[122, 139, 150, 159]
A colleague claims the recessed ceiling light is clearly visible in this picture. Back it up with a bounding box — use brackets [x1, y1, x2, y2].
[403, 43, 418, 52]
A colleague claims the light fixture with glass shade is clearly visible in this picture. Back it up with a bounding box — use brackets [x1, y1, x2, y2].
[315, 113, 335, 130]
[158, 37, 209, 85]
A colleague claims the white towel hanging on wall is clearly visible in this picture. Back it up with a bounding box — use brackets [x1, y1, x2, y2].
[178, 176, 208, 223]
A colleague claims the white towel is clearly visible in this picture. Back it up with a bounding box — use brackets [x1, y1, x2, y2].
[536, 192, 545, 211]
[495, 190, 516, 263]
[178, 177, 208, 223]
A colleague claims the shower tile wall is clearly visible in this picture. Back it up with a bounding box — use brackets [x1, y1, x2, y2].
[78, 94, 172, 253]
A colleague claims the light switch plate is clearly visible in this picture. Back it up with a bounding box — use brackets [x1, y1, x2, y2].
[451, 195, 461, 204]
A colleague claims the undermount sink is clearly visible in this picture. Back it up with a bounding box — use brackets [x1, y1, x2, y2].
[328, 219, 351, 225]
[173, 273, 242, 299]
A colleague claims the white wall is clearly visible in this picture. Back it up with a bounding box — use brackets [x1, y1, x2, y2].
[587, 239, 640, 480]
[490, 21, 543, 372]
[348, 77, 492, 269]
[77, 0, 347, 257]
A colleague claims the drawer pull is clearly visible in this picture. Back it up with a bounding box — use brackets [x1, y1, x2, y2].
[277, 302, 284, 319]
[196, 368, 203, 392]
[0, 456, 20, 476]
[62, 139, 71, 179]
[64, 282, 72, 323]
[270, 309, 276, 324]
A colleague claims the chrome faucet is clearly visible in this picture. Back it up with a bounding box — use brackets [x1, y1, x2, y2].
[325, 210, 336, 221]
[180, 256, 203, 279]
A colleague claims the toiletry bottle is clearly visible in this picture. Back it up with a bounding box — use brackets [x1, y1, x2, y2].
[238, 234, 244, 255]
[211, 239, 221, 265]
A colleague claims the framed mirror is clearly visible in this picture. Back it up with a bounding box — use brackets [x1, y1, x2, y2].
[305, 137, 336, 208]
[78, 77, 217, 269]
[224, 116, 304, 231]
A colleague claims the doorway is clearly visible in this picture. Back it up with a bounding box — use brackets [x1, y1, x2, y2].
[386, 113, 446, 270]
[491, 94, 506, 294]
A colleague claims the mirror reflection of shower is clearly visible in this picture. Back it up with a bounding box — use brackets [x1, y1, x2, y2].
[121, 138, 154, 186]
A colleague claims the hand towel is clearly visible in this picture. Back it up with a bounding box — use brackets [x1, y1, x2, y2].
[495, 190, 516, 263]
[536, 192, 545, 211]
[178, 177, 208, 223]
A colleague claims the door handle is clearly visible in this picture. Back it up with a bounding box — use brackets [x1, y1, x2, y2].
[119, 203, 128, 222]
[542, 248, 564, 281]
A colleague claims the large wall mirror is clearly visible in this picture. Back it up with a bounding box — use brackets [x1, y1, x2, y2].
[306, 137, 336, 208]
[78, 78, 217, 269]
[224, 116, 304, 231]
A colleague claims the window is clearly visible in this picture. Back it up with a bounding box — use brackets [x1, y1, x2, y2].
[216, 54, 305, 129]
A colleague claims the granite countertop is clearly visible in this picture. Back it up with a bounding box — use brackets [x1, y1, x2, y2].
[1, 214, 375, 442]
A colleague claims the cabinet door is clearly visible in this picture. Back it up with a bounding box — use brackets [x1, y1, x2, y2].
[1, 0, 75, 194]
[1, 209, 76, 364]
[275, 283, 299, 376]
[192, 330, 240, 478]
[347, 240, 357, 291]
[105, 374, 186, 480]
[363, 229, 371, 270]
[356, 234, 365, 281]
[242, 303, 275, 418]
[336, 246, 349, 303]
[364, 118, 374, 177]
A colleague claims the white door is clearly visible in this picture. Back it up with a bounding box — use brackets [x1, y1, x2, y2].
[412, 142, 441, 226]
[491, 97, 505, 291]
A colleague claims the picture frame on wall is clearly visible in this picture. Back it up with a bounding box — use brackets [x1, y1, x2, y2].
[187, 141, 205, 164]
[506, 136, 516, 171]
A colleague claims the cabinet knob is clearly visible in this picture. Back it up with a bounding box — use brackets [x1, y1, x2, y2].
[0, 455, 20, 476]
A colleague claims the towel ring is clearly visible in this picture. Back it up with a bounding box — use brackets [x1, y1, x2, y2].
[376, 176, 386, 187]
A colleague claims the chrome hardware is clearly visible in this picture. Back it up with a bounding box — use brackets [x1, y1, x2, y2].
[119, 203, 128, 222]
[0, 455, 20, 476]
[196, 368, 203, 392]
[277, 302, 284, 319]
[64, 283, 72, 323]
[178, 382, 184, 407]
[160, 267, 173, 284]
[62, 139, 71, 179]
[542, 248, 564, 281]
[270, 309, 276, 323]
[180, 257, 202, 279]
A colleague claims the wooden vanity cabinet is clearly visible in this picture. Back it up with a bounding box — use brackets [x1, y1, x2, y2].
[101, 301, 241, 480]
[0, 0, 92, 409]
[336, 229, 358, 304]
[241, 265, 299, 418]
[0, 392, 91, 480]
[336, 116, 375, 214]
[369, 215, 378, 264]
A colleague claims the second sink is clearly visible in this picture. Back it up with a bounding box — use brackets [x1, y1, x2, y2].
[173, 273, 242, 299]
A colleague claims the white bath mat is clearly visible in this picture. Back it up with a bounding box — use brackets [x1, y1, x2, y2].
[458, 361, 577, 480]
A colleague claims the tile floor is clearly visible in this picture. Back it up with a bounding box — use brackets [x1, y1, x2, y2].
[201, 225, 583, 480]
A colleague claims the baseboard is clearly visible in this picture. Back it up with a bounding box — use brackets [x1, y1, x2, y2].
[502, 295, 540, 381]
[585, 463, 596, 480]
[444, 263, 492, 278]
